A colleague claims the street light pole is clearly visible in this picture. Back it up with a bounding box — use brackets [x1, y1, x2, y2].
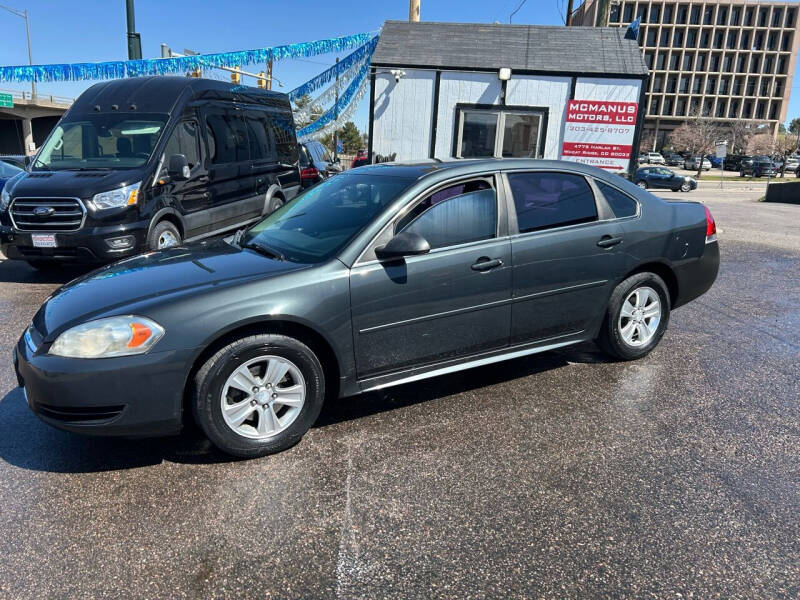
[0, 4, 36, 99]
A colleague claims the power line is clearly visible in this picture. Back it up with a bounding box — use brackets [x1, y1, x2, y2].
[509, 0, 528, 23]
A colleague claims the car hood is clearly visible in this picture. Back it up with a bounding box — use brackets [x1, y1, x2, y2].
[32, 239, 311, 338]
[5, 168, 144, 201]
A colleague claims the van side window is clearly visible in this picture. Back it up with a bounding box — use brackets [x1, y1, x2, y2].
[206, 113, 250, 164]
[271, 111, 298, 164]
[162, 121, 200, 169]
[244, 113, 276, 162]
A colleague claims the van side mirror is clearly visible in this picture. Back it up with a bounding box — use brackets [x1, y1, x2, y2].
[375, 231, 430, 260]
[167, 154, 190, 181]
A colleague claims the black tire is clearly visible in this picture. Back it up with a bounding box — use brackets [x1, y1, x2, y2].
[671, 187, 680, 192]
[192, 334, 325, 458]
[26, 260, 61, 271]
[596, 272, 671, 361]
[680, 182, 691, 192]
[739, 170, 745, 177]
[266, 195, 285, 215]
[148, 220, 182, 251]
[636, 181, 648, 189]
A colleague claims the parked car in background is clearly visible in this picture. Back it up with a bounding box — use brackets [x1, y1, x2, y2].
[684, 156, 712, 171]
[783, 156, 799, 172]
[0, 159, 24, 193]
[304, 139, 341, 177]
[0, 155, 31, 171]
[634, 167, 697, 192]
[644, 152, 665, 165]
[723, 154, 748, 171]
[298, 143, 323, 189]
[13, 159, 719, 458]
[638, 153, 648, 164]
[665, 153, 683, 166]
[0, 77, 301, 270]
[350, 149, 370, 169]
[706, 155, 723, 168]
[740, 156, 777, 177]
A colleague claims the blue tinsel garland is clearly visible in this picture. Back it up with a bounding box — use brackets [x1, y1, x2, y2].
[289, 36, 378, 101]
[0, 31, 375, 83]
[296, 60, 370, 138]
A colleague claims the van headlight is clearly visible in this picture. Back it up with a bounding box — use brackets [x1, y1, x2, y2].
[49, 315, 164, 358]
[0, 187, 10, 211]
[91, 182, 141, 210]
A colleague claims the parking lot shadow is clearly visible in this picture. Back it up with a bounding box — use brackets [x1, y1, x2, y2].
[0, 259, 90, 285]
[0, 387, 234, 473]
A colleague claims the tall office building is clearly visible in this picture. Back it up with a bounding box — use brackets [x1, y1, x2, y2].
[572, 1, 800, 149]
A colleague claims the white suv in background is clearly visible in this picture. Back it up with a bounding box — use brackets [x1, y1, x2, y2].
[646, 152, 666, 165]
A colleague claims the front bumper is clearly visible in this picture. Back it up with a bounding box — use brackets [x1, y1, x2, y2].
[14, 332, 197, 437]
[0, 218, 149, 264]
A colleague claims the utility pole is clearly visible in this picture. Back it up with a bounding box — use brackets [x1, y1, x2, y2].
[0, 4, 36, 98]
[565, 0, 574, 26]
[409, 0, 420, 22]
[125, 0, 142, 59]
[333, 57, 340, 161]
[266, 59, 273, 91]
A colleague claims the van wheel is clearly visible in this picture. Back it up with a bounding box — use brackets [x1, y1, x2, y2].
[192, 334, 325, 458]
[597, 272, 671, 361]
[266, 195, 285, 215]
[149, 221, 181, 251]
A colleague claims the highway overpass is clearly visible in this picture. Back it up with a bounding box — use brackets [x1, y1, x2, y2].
[0, 89, 72, 155]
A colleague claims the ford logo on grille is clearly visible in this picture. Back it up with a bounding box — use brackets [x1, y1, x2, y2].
[33, 206, 55, 217]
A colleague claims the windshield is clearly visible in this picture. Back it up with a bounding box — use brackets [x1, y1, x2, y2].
[33, 113, 168, 171]
[242, 171, 416, 263]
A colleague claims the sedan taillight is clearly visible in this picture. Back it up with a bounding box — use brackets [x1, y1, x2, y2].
[704, 205, 717, 243]
[300, 166, 319, 180]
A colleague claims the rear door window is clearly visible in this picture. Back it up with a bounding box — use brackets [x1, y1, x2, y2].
[244, 112, 276, 162]
[206, 112, 250, 164]
[507, 172, 597, 233]
[596, 181, 638, 218]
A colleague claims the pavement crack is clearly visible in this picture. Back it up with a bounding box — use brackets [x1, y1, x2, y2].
[335, 438, 358, 600]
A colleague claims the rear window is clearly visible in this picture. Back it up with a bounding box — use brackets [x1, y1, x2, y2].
[507, 172, 598, 233]
[596, 182, 638, 219]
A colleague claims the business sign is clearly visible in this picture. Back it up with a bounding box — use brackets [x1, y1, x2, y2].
[715, 141, 728, 159]
[560, 100, 639, 171]
[0, 93, 13, 108]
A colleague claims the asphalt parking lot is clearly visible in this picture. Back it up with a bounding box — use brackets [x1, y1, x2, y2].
[0, 183, 797, 599]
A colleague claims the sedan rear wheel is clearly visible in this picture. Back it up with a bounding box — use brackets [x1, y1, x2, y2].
[636, 181, 648, 189]
[680, 182, 691, 192]
[597, 272, 670, 360]
[192, 334, 325, 458]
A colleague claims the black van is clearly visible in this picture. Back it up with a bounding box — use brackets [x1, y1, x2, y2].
[0, 76, 300, 268]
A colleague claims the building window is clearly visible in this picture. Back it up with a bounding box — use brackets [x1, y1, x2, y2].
[649, 4, 660, 23]
[677, 98, 687, 116]
[676, 4, 688, 24]
[646, 28, 657, 46]
[656, 51, 666, 70]
[729, 100, 740, 118]
[720, 77, 730, 95]
[713, 31, 724, 49]
[679, 75, 690, 93]
[744, 7, 754, 26]
[740, 32, 750, 50]
[764, 55, 774, 74]
[660, 28, 672, 46]
[788, 8, 796, 28]
[746, 77, 757, 96]
[750, 56, 760, 74]
[687, 28, 698, 47]
[703, 5, 713, 25]
[667, 74, 678, 93]
[455, 106, 546, 159]
[782, 32, 792, 52]
[609, 3, 620, 22]
[716, 100, 726, 117]
[623, 2, 634, 22]
[710, 53, 720, 71]
[692, 76, 702, 94]
[755, 101, 766, 120]
[636, 4, 648, 22]
[731, 7, 741, 26]
[690, 5, 700, 24]
[733, 77, 744, 95]
[673, 29, 684, 46]
[649, 96, 661, 115]
[706, 78, 716, 94]
[682, 53, 694, 71]
[736, 55, 747, 73]
[696, 53, 707, 71]
[774, 78, 785, 97]
[663, 97, 674, 115]
[754, 32, 764, 51]
[760, 78, 771, 97]
[664, 5, 674, 23]
[769, 102, 779, 120]
[700, 29, 711, 48]
[777, 56, 788, 74]
[644, 51, 654, 68]
[727, 31, 738, 50]
[743, 100, 753, 118]
[722, 54, 733, 72]
[773, 8, 783, 27]
[717, 6, 728, 25]
[652, 75, 664, 92]
[669, 53, 680, 70]
[768, 32, 778, 51]
[758, 7, 768, 27]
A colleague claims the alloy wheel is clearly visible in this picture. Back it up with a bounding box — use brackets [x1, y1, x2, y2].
[618, 286, 662, 347]
[220, 355, 306, 440]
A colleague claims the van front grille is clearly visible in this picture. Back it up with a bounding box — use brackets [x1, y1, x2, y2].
[9, 197, 85, 232]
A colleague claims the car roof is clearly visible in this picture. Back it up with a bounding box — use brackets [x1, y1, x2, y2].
[352, 158, 632, 185]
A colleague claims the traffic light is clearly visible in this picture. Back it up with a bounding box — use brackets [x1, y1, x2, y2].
[230, 66, 241, 85]
[257, 72, 267, 89]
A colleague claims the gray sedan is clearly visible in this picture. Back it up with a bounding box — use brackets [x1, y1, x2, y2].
[15, 159, 719, 458]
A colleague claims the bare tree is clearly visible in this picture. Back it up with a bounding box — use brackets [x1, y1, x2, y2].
[639, 132, 655, 154]
[728, 119, 762, 155]
[668, 108, 721, 178]
[749, 132, 798, 177]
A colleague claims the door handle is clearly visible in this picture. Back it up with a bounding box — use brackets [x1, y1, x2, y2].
[471, 257, 503, 271]
[597, 235, 623, 248]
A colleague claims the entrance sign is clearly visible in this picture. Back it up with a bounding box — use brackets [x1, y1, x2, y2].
[715, 140, 727, 159]
[560, 100, 639, 171]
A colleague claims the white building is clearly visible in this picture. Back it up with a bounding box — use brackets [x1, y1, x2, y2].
[369, 21, 649, 173]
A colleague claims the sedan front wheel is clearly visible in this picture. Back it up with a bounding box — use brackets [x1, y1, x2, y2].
[680, 182, 691, 192]
[636, 181, 648, 189]
[192, 334, 325, 458]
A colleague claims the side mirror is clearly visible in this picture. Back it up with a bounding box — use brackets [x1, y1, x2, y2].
[375, 231, 430, 260]
[167, 154, 190, 181]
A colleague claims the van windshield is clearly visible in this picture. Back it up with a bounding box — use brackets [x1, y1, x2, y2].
[242, 171, 415, 263]
[33, 113, 168, 171]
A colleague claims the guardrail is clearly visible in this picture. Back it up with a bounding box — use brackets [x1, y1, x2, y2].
[0, 88, 73, 105]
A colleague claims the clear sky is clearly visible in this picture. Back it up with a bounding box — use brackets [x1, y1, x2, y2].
[2, 0, 800, 134]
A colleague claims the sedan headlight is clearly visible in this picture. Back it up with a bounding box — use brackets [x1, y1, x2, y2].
[49, 315, 164, 358]
[91, 182, 141, 210]
[0, 187, 10, 211]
